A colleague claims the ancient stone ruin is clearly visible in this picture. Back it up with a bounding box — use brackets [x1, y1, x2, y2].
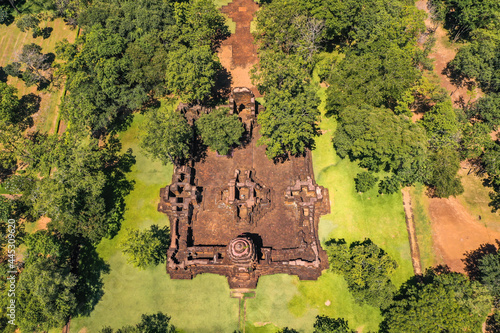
[159, 88, 330, 289]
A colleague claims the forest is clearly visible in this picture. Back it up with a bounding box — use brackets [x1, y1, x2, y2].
[0, 0, 499, 332]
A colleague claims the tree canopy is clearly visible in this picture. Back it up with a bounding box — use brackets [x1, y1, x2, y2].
[57, 0, 229, 135]
[197, 107, 244, 156]
[121, 225, 170, 270]
[381, 266, 493, 333]
[140, 105, 193, 165]
[326, 239, 398, 309]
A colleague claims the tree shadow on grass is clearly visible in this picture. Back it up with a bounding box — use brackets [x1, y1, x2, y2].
[0, 67, 7, 82]
[102, 145, 136, 239]
[16, 93, 41, 129]
[72, 238, 111, 317]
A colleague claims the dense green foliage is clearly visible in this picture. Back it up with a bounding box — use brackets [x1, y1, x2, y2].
[197, 107, 244, 155]
[354, 171, 377, 193]
[254, 0, 464, 195]
[57, 0, 228, 135]
[252, 1, 322, 159]
[333, 105, 428, 187]
[432, 0, 500, 207]
[16, 257, 77, 332]
[121, 225, 170, 270]
[381, 267, 493, 332]
[0, 82, 19, 124]
[99, 312, 176, 333]
[426, 147, 464, 197]
[257, 84, 320, 159]
[140, 105, 192, 165]
[326, 239, 398, 309]
[14, 136, 134, 242]
[313, 316, 355, 333]
[429, 0, 500, 41]
[165, 45, 221, 104]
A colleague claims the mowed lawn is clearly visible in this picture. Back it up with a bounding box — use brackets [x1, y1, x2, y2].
[70, 106, 239, 333]
[0, 19, 78, 133]
[244, 89, 413, 332]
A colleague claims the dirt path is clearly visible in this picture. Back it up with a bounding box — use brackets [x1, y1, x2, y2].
[230, 289, 255, 333]
[401, 188, 423, 275]
[429, 197, 500, 272]
[412, 0, 499, 273]
[415, 0, 479, 107]
[218, 0, 261, 96]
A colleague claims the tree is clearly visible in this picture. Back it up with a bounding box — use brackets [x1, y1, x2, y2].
[17, 43, 52, 87]
[313, 316, 355, 333]
[426, 147, 464, 198]
[483, 141, 500, 212]
[19, 135, 134, 243]
[467, 93, 500, 130]
[381, 266, 493, 333]
[165, 45, 220, 104]
[487, 310, 500, 333]
[432, 0, 500, 41]
[459, 122, 491, 160]
[421, 100, 459, 149]
[326, 239, 398, 309]
[16, 258, 77, 332]
[174, 0, 230, 50]
[378, 176, 400, 195]
[5, 0, 20, 14]
[3, 62, 22, 78]
[448, 29, 500, 93]
[278, 328, 299, 333]
[16, 14, 41, 36]
[99, 312, 175, 333]
[333, 105, 428, 186]
[354, 171, 377, 193]
[0, 82, 19, 124]
[326, 45, 420, 115]
[197, 107, 244, 156]
[257, 85, 320, 159]
[140, 105, 192, 165]
[477, 248, 500, 300]
[121, 225, 170, 270]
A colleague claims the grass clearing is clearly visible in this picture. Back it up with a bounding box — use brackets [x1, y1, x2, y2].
[410, 183, 436, 270]
[70, 104, 239, 333]
[222, 13, 236, 34]
[245, 88, 413, 332]
[457, 168, 500, 233]
[213, 0, 233, 8]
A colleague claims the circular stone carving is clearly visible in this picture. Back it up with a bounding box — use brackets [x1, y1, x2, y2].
[228, 237, 255, 264]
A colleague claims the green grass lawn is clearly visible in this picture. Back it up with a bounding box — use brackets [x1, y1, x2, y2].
[213, 0, 233, 8]
[70, 105, 239, 333]
[244, 88, 413, 333]
[410, 184, 436, 270]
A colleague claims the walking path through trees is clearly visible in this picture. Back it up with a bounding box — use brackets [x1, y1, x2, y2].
[415, 0, 500, 273]
[218, 0, 260, 96]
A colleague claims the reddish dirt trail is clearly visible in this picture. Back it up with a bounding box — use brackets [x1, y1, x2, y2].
[218, 0, 261, 96]
[415, 0, 479, 107]
[429, 197, 500, 272]
[414, 0, 499, 273]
